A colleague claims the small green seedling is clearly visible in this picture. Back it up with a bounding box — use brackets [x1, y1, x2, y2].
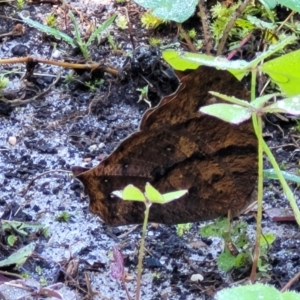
[112, 183, 187, 300]
[19, 12, 116, 60]
[137, 85, 151, 107]
[55, 211, 70, 223]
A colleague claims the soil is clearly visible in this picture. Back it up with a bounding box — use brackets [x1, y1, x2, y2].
[0, 1, 300, 300]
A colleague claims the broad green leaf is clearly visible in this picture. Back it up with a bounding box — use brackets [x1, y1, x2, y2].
[277, 0, 300, 13]
[260, 49, 300, 96]
[209, 91, 252, 108]
[264, 96, 300, 115]
[217, 250, 236, 272]
[282, 291, 300, 300]
[161, 190, 188, 203]
[264, 169, 300, 183]
[145, 183, 164, 203]
[133, 0, 198, 23]
[162, 50, 215, 71]
[112, 185, 146, 202]
[215, 283, 281, 300]
[19, 13, 75, 46]
[200, 104, 252, 124]
[0, 242, 35, 268]
[163, 37, 296, 81]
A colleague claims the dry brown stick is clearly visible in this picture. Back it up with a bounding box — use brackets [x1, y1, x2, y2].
[122, 7, 135, 50]
[2, 71, 61, 107]
[197, 0, 213, 54]
[216, 0, 252, 55]
[0, 56, 119, 76]
[22, 169, 71, 196]
[281, 270, 300, 292]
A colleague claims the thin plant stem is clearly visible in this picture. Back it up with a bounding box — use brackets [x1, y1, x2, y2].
[250, 114, 263, 282]
[135, 203, 151, 300]
[177, 23, 197, 53]
[262, 140, 300, 226]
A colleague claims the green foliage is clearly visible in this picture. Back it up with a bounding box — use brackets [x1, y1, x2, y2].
[45, 13, 57, 28]
[115, 14, 128, 30]
[176, 223, 192, 237]
[0, 243, 35, 268]
[188, 28, 196, 39]
[16, 0, 25, 10]
[113, 183, 187, 300]
[149, 37, 162, 46]
[0, 75, 9, 91]
[210, 1, 275, 43]
[113, 183, 187, 204]
[55, 211, 70, 223]
[85, 79, 104, 92]
[277, 0, 300, 13]
[141, 12, 165, 29]
[19, 12, 116, 60]
[215, 283, 300, 300]
[199, 219, 274, 272]
[1, 220, 44, 247]
[133, 0, 198, 23]
[217, 249, 237, 272]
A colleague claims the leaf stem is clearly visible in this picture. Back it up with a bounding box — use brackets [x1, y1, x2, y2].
[135, 202, 151, 300]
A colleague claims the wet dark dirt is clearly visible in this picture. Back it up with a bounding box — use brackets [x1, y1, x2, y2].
[0, 1, 300, 300]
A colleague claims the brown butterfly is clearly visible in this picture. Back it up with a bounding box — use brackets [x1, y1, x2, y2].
[72, 66, 257, 226]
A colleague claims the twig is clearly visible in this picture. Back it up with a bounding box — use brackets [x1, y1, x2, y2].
[197, 0, 213, 54]
[122, 7, 135, 50]
[0, 56, 119, 76]
[1, 72, 61, 107]
[177, 23, 197, 53]
[281, 270, 300, 292]
[217, 0, 252, 55]
[22, 169, 71, 196]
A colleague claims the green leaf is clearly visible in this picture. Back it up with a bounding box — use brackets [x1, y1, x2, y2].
[0, 243, 35, 268]
[251, 93, 280, 109]
[215, 283, 281, 300]
[282, 291, 300, 300]
[277, 0, 300, 13]
[260, 233, 276, 248]
[19, 13, 75, 46]
[208, 91, 252, 108]
[234, 253, 250, 268]
[260, 49, 300, 96]
[69, 11, 82, 44]
[259, 0, 277, 9]
[86, 14, 117, 47]
[7, 235, 18, 247]
[200, 104, 252, 124]
[161, 190, 188, 203]
[199, 218, 227, 238]
[162, 50, 215, 71]
[264, 169, 300, 183]
[145, 183, 164, 203]
[247, 15, 276, 30]
[264, 96, 300, 115]
[217, 250, 236, 272]
[112, 185, 146, 202]
[133, 0, 198, 23]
